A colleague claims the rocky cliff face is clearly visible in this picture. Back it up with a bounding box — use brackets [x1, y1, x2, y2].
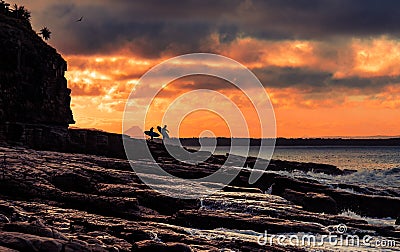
[0, 12, 74, 147]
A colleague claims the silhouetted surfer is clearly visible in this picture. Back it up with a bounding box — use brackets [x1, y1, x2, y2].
[162, 125, 170, 139]
[149, 127, 155, 140]
[157, 125, 170, 140]
[144, 127, 160, 140]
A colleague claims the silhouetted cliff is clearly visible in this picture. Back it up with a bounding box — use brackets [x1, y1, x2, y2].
[0, 8, 139, 155]
[0, 11, 74, 148]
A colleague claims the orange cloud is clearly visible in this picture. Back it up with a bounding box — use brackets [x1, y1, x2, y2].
[64, 38, 400, 137]
[220, 36, 400, 80]
[220, 38, 325, 69]
[348, 36, 400, 78]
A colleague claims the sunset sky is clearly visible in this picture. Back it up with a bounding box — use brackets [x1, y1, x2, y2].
[16, 0, 400, 138]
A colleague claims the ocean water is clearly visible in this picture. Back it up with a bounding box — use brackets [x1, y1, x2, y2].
[185, 145, 400, 189]
[186, 145, 400, 171]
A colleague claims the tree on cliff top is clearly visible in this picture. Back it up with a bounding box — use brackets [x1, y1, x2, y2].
[0, 1, 10, 14]
[0, 1, 31, 23]
[12, 4, 30, 21]
[0, 1, 30, 23]
[39, 27, 51, 40]
[1, 1, 50, 41]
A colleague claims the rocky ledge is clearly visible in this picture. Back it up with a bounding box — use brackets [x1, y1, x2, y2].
[0, 143, 399, 251]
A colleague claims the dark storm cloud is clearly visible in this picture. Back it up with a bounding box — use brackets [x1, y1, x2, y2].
[238, 0, 400, 39]
[22, 0, 240, 56]
[19, 0, 400, 56]
[253, 67, 333, 89]
[171, 75, 236, 91]
[253, 66, 400, 92]
[161, 67, 400, 93]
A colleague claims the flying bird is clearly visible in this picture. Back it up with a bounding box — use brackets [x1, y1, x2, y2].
[76, 16, 83, 22]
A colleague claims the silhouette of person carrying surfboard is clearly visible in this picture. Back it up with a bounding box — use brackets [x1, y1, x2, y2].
[144, 127, 160, 140]
[157, 125, 170, 140]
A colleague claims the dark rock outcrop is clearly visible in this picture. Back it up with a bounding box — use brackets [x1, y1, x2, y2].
[3, 222, 68, 240]
[281, 189, 338, 214]
[270, 176, 400, 218]
[245, 156, 349, 175]
[302, 192, 338, 214]
[52, 173, 96, 194]
[0, 11, 74, 149]
[0, 214, 9, 223]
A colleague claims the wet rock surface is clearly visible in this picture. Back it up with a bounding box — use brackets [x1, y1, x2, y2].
[0, 144, 399, 251]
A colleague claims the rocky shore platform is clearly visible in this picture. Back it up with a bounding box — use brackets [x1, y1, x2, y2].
[0, 142, 399, 251]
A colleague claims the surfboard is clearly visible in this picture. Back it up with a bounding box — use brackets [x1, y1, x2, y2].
[144, 131, 160, 137]
[157, 126, 162, 134]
